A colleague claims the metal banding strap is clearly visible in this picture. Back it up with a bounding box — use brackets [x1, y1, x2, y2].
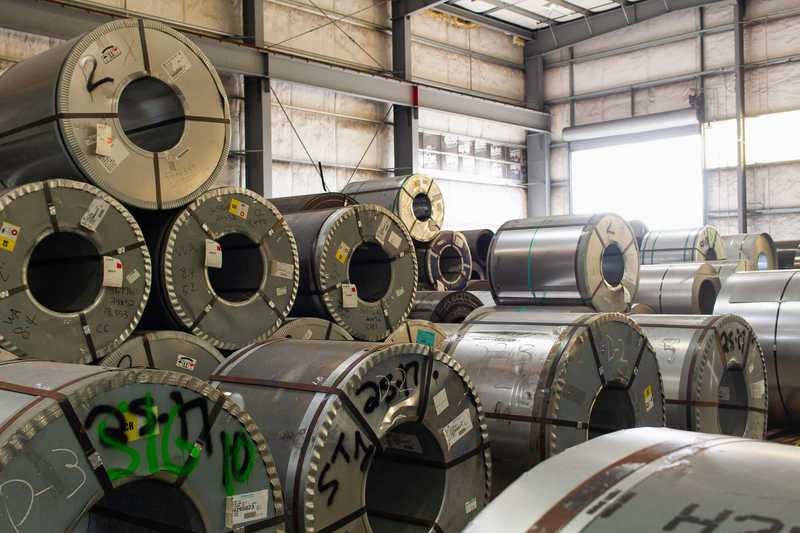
[325, 320, 333, 340]
[258, 290, 278, 314]
[141, 334, 156, 368]
[0, 380, 113, 493]
[416, 353, 434, 420]
[152, 154, 162, 210]
[137, 18, 151, 74]
[378, 300, 393, 333]
[626, 342, 648, 390]
[237, 514, 287, 532]
[1, 284, 28, 299]
[0, 113, 119, 141]
[585, 327, 607, 386]
[189, 296, 218, 331]
[665, 398, 767, 413]
[315, 507, 367, 533]
[186, 208, 215, 240]
[656, 264, 671, 312]
[79, 311, 99, 363]
[487, 411, 613, 433]
[42, 182, 60, 233]
[379, 441, 490, 470]
[100, 240, 148, 257]
[174, 394, 226, 488]
[366, 509, 444, 533]
[526, 436, 731, 533]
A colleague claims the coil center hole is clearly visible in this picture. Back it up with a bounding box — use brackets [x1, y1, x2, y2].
[366, 423, 446, 529]
[601, 243, 625, 288]
[118, 76, 185, 152]
[698, 279, 718, 314]
[348, 241, 391, 303]
[719, 366, 749, 436]
[438, 245, 462, 283]
[76, 479, 206, 532]
[28, 232, 102, 313]
[588, 385, 635, 439]
[756, 252, 768, 270]
[207, 233, 264, 303]
[412, 193, 432, 222]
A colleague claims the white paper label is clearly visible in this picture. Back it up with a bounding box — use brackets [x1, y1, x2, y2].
[96, 136, 129, 173]
[302, 329, 314, 340]
[465, 497, 478, 515]
[125, 269, 141, 286]
[433, 388, 449, 415]
[375, 216, 391, 244]
[342, 283, 358, 308]
[205, 239, 222, 269]
[276, 286, 287, 297]
[383, 432, 423, 454]
[80, 198, 111, 232]
[225, 490, 269, 528]
[95, 123, 114, 157]
[228, 198, 249, 219]
[270, 260, 293, 280]
[162, 49, 191, 81]
[102, 256, 123, 288]
[442, 409, 473, 449]
[387, 231, 402, 250]
[176, 354, 197, 372]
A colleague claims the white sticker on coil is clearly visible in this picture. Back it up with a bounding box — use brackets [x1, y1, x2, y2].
[387, 231, 402, 250]
[433, 388, 449, 415]
[102, 256, 124, 288]
[465, 497, 478, 515]
[270, 260, 294, 280]
[442, 408, 472, 449]
[80, 197, 111, 232]
[395, 287, 405, 298]
[276, 286, 287, 297]
[751, 379, 765, 398]
[225, 489, 269, 528]
[162, 49, 192, 82]
[96, 137, 130, 174]
[383, 432, 423, 454]
[342, 283, 358, 308]
[375, 216, 391, 245]
[176, 354, 197, 372]
[205, 239, 222, 269]
[125, 269, 141, 286]
[95, 123, 114, 157]
[302, 329, 314, 340]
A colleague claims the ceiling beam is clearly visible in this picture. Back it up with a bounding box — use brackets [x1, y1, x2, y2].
[479, 0, 557, 24]
[433, 3, 534, 38]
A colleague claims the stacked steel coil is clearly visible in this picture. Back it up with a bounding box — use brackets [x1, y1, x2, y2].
[461, 229, 494, 280]
[628, 219, 648, 249]
[268, 191, 357, 213]
[708, 259, 746, 282]
[385, 319, 447, 349]
[0, 359, 283, 531]
[488, 214, 639, 312]
[210, 339, 490, 532]
[410, 290, 484, 323]
[464, 427, 800, 533]
[634, 263, 720, 314]
[723, 232, 778, 271]
[416, 230, 473, 291]
[442, 306, 665, 494]
[630, 314, 767, 438]
[0, 19, 230, 210]
[640, 226, 726, 264]
[271, 317, 353, 340]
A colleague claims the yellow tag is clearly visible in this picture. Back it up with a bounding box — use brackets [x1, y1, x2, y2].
[123, 408, 160, 443]
[228, 198, 249, 219]
[643, 384, 654, 412]
[0, 222, 20, 253]
[336, 242, 351, 264]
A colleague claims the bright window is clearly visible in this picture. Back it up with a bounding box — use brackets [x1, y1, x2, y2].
[705, 109, 800, 168]
[571, 133, 704, 230]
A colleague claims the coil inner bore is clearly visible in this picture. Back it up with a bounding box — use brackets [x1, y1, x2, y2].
[118, 76, 185, 152]
[348, 241, 391, 303]
[366, 423, 446, 529]
[439, 245, 463, 283]
[28, 232, 102, 313]
[412, 193, 433, 222]
[207, 233, 264, 303]
[588, 384, 636, 439]
[600, 243, 625, 288]
[698, 279, 719, 314]
[719, 366, 749, 436]
[76, 479, 206, 532]
[756, 252, 768, 271]
[705, 248, 718, 261]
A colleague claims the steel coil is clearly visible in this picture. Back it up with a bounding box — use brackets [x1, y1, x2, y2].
[723, 232, 778, 271]
[629, 303, 656, 314]
[714, 270, 800, 427]
[442, 306, 665, 494]
[268, 192, 357, 214]
[409, 291, 483, 324]
[628, 219, 648, 249]
[778, 248, 799, 268]
[385, 319, 447, 349]
[0, 20, 230, 210]
[635, 263, 720, 314]
[285, 204, 417, 340]
[488, 214, 639, 312]
[139, 187, 299, 350]
[101, 330, 225, 380]
[640, 226, 727, 264]
[271, 317, 353, 341]
[461, 229, 494, 280]
[629, 314, 767, 438]
[210, 339, 490, 532]
[341, 175, 444, 243]
[416, 230, 472, 291]
[709, 259, 746, 281]
[0, 359, 283, 532]
[464, 427, 800, 533]
[0, 179, 150, 362]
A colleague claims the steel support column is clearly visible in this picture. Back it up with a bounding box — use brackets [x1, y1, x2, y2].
[734, 0, 747, 232]
[525, 41, 549, 216]
[243, 0, 272, 196]
[392, 0, 419, 175]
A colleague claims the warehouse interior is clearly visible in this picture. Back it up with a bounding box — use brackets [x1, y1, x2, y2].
[0, 0, 799, 531]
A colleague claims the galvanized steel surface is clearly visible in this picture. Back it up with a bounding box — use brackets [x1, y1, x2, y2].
[211, 339, 490, 532]
[461, 229, 494, 280]
[488, 214, 639, 312]
[285, 204, 417, 341]
[0, 360, 283, 532]
[409, 291, 483, 324]
[635, 263, 720, 314]
[709, 259, 747, 282]
[640, 226, 727, 265]
[714, 270, 800, 427]
[0, 180, 150, 362]
[464, 428, 800, 533]
[101, 330, 225, 380]
[442, 306, 665, 495]
[385, 319, 447, 350]
[141, 187, 299, 350]
[417, 230, 473, 291]
[723, 233, 778, 271]
[630, 314, 767, 438]
[268, 192, 357, 214]
[341, 175, 445, 243]
[271, 317, 353, 341]
[0, 19, 230, 210]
